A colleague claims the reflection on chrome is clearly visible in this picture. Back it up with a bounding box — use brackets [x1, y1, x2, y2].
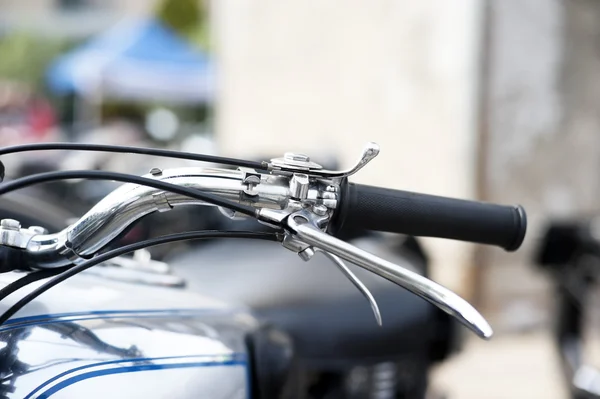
[0, 310, 249, 398]
[23, 167, 298, 269]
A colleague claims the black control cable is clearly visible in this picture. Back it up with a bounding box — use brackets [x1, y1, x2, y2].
[0, 170, 257, 217]
[0, 147, 277, 324]
[0, 230, 281, 326]
[0, 267, 71, 302]
[0, 142, 267, 174]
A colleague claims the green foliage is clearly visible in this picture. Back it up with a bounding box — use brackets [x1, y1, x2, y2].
[155, 0, 210, 50]
[0, 32, 68, 91]
[186, 22, 210, 51]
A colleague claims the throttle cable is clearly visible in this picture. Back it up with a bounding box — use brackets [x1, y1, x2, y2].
[0, 142, 267, 173]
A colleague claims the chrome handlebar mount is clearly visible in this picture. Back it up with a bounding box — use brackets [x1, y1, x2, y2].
[0, 143, 493, 339]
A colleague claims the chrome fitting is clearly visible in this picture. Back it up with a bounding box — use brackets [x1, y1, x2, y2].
[290, 173, 309, 200]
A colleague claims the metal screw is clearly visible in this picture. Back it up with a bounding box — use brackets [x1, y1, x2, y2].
[284, 152, 310, 162]
[313, 204, 328, 216]
[149, 167, 163, 176]
[0, 219, 20, 231]
[298, 247, 315, 261]
[243, 175, 261, 185]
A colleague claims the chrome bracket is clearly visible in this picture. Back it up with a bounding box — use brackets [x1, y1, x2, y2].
[0, 219, 44, 249]
[152, 192, 172, 212]
[268, 142, 381, 181]
[274, 209, 383, 326]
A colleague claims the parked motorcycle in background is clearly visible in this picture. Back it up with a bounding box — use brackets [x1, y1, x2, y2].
[535, 220, 600, 399]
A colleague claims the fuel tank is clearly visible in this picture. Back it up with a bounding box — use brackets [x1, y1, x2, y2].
[0, 271, 256, 399]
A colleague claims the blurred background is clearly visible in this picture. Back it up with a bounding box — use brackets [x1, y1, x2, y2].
[1, 0, 598, 397]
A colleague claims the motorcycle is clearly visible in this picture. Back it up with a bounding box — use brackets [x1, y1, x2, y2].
[0, 174, 459, 398]
[535, 220, 600, 399]
[0, 141, 526, 398]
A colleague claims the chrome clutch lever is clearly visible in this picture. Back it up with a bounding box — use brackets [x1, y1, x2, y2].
[285, 210, 493, 340]
[314, 248, 382, 326]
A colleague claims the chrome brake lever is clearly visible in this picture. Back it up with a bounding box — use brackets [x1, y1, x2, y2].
[285, 210, 493, 340]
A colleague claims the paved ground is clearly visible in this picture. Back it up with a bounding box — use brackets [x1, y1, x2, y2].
[431, 331, 568, 399]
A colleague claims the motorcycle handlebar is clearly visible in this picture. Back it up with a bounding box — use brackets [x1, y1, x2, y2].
[0, 141, 529, 339]
[0, 168, 528, 271]
[332, 183, 526, 251]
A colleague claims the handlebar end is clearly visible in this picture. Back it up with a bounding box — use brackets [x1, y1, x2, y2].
[504, 205, 527, 252]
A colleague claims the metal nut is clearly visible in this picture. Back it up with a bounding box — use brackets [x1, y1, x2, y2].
[312, 204, 328, 216]
[0, 219, 21, 231]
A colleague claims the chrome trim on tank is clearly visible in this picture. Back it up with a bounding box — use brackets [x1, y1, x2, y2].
[25, 354, 248, 399]
[0, 309, 252, 399]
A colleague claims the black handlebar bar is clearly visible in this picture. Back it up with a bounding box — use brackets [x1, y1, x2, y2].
[332, 183, 526, 251]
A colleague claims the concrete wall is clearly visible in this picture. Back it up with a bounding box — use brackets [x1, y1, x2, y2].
[213, 0, 483, 293]
[480, 0, 600, 328]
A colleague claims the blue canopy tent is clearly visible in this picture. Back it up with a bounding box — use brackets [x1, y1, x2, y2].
[47, 19, 214, 104]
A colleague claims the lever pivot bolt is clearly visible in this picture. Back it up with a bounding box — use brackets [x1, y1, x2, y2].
[312, 204, 328, 216]
[298, 247, 315, 261]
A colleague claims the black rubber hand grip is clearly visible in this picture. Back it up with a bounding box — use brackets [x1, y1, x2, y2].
[333, 183, 526, 251]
